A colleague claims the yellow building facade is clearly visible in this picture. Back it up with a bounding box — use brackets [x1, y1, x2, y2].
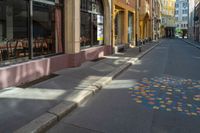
[112, 0, 136, 47]
[138, 0, 152, 41]
[160, 0, 176, 38]
[152, 0, 161, 40]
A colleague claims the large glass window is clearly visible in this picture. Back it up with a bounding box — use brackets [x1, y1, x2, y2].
[128, 12, 134, 43]
[0, 0, 29, 64]
[33, 0, 63, 57]
[0, 0, 63, 66]
[80, 0, 104, 48]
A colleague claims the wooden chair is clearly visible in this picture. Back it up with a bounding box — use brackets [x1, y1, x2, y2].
[45, 37, 54, 54]
[33, 38, 44, 56]
[0, 42, 9, 61]
[6, 39, 17, 59]
[15, 39, 29, 57]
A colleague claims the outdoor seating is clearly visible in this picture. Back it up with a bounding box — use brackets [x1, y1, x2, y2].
[15, 39, 29, 57]
[0, 39, 30, 61]
[0, 37, 55, 62]
[33, 37, 54, 56]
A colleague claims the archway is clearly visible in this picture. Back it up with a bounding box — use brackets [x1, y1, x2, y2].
[114, 10, 124, 45]
[144, 13, 150, 40]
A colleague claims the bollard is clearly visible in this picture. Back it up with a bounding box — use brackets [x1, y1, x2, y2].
[139, 40, 142, 52]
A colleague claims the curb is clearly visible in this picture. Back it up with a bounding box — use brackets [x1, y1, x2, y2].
[14, 113, 57, 133]
[137, 42, 160, 59]
[14, 42, 160, 133]
[181, 39, 200, 50]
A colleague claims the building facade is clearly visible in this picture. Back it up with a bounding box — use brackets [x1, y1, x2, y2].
[194, 1, 200, 42]
[112, 0, 136, 47]
[175, 0, 189, 37]
[138, 0, 152, 41]
[160, 0, 176, 38]
[188, 0, 195, 39]
[0, 0, 112, 89]
[152, 0, 161, 40]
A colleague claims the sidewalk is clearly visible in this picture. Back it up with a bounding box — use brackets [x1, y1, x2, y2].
[0, 41, 159, 133]
[182, 39, 200, 49]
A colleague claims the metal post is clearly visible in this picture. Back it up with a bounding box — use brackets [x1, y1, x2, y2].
[136, 34, 138, 46]
[139, 39, 142, 52]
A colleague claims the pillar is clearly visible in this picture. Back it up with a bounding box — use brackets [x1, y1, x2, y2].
[103, 0, 112, 46]
[122, 9, 128, 44]
[64, 0, 80, 54]
[140, 20, 144, 39]
[144, 20, 147, 39]
[112, 5, 116, 46]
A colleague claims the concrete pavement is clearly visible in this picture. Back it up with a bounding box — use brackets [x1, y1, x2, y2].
[47, 39, 200, 133]
[182, 39, 200, 49]
[0, 41, 159, 133]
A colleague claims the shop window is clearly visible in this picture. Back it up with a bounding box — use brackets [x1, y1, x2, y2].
[33, 0, 63, 57]
[128, 12, 134, 43]
[80, 12, 91, 48]
[0, 0, 64, 66]
[80, 0, 104, 49]
[0, 0, 29, 65]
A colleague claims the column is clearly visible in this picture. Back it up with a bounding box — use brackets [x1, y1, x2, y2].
[140, 20, 144, 40]
[112, 5, 116, 46]
[64, 0, 80, 54]
[104, 0, 111, 46]
[136, 0, 140, 45]
[145, 20, 147, 39]
[122, 9, 128, 44]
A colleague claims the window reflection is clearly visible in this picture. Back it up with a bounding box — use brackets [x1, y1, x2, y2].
[0, 0, 29, 64]
[0, 0, 63, 66]
[33, 1, 63, 57]
[33, 2, 55, 56]
[80, 0, 104, 49]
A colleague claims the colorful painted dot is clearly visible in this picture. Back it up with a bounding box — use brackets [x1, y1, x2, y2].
[153, 106, 159, 110]
[136, 100, 142, 103]
[166, 108, 172, 111]
[129, 76, 200, 117]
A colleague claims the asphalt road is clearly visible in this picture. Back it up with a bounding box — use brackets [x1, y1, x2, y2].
[48, 39, 200, 133]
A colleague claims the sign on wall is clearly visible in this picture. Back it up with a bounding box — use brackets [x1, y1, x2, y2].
[97, 15, 104, 41]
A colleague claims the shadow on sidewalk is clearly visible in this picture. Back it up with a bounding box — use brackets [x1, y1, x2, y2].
[0, 41, 159, 132]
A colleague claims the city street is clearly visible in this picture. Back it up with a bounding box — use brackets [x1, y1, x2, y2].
[0, 0, 199, 132]
[48, 39, 200, 133]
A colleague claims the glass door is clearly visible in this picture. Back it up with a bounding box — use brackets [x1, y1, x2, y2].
[128, 12, 133, 43]
[115, 12, 123, 45]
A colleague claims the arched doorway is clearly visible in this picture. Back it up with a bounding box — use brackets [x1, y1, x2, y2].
[144, 13, 150, 40]
[114, 11, 123, 45]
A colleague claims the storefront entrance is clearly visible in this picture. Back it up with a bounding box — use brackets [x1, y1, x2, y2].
[128, 12, 134, 43]
[115, 11, 123, 45]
